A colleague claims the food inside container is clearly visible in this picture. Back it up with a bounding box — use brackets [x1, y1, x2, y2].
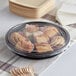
[9, 23, 65, 53]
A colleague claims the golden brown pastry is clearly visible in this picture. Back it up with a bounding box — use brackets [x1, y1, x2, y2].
[25, 24, 39, 32]
[10, 66, 34, 76]
[35, 43, 53, 53]
[33, 31, 49, 43]
[44, 26, 59, 38]
[10, 32, 34, 52]
[16, 39, 34, 53]
[35, 34, 49, 43]
[10, 32, 27, 44]
[50, 36, 65, 48]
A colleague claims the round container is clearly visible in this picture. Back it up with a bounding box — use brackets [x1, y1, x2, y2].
[5, 21, 70, 59]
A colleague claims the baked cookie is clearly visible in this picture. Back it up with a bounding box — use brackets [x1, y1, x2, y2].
[35, 34, 49, 44]
[25, 24, 39, 32]
[10, 32, 27, 44]
[16, 39, 34, 53]
[10, 32, 34, 52]
[10, 66, 34, 76]
[44, 26, 59, 38]
[50, 36, 65, 48]
[35, 43, 53, 53]
[33, 31, 49, 43]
